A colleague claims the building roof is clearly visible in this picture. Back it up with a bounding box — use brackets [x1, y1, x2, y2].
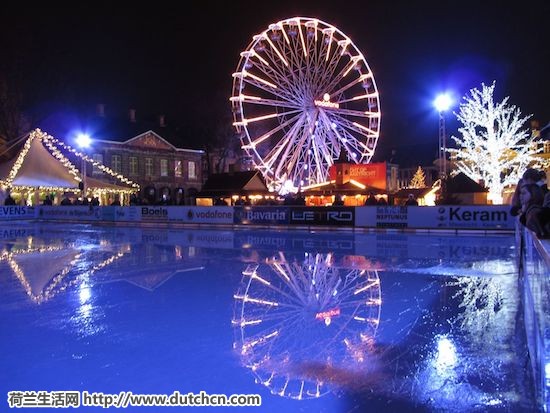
[447, 172, 488, 193]
[302, 180, 384, 195]
[198, 171, 269, 196]
[34, 105, 202, 151]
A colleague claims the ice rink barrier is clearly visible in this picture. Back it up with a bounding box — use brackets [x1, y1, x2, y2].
[1, 205, 515, 230]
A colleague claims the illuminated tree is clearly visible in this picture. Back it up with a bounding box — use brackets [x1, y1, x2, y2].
[447, 82, 540, 204]
[409, 166, 426, 188]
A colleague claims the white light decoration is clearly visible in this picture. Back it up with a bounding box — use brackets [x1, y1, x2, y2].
[231, 17, 381, 192]
[447, 82, 541, 204]
[0, 129, 139, 196]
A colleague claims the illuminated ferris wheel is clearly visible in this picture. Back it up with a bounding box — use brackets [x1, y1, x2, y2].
[232, 252, 381, 399]
[231, 17, 381, 192]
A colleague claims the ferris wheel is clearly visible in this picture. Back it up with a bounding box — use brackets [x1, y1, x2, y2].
[232, 252, 381, 399]
[231, 17, 381, 192]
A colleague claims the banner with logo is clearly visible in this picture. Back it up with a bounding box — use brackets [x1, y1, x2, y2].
[233, 207, 289, 225]
[102, 206, 141, 222]
[140, 206, 233, 224]
[181, 207, 234, 224]
[0, 206, 35, 220]
[289, 207, 355, 226]
[408, 206, 513, 230]
[37, 206, 102, 221]
[375, 206, 409, 228]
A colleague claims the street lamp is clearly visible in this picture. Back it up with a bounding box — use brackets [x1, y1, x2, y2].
[433, 93, 452, 178]
[76, 133, 91, 200]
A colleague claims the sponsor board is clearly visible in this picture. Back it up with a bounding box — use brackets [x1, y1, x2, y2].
[102, 206, 141, 222]
[408, 206, 513, 230]
[375, 206, 408, 228]
[140, 206, 233, 224]
[289, 207, 355, 226]
[0, 206, 35, 220]
[233, 207, 289, 225]
[140, 206, 170, 220]
[183, 207, 234, 224]
[37, 206, 102, 221]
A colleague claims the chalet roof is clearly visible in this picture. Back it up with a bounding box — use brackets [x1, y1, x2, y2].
[394, 187, 433, 198]
[198, 171, 269, 196]
[302, 181, 385, 195]
[447, 172, 488, 193]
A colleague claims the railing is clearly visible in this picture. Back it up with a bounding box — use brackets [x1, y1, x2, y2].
[518, 225, 550, 412]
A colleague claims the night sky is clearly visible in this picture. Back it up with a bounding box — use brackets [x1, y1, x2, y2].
[2, 1, 549, 159]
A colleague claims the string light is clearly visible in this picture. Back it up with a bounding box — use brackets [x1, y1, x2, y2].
[1, 129, 139, 196]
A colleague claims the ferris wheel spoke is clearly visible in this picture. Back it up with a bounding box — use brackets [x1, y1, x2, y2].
[246, 52, 300, 99]
[320, 61, 362, 98]
[337, 92, 379, 105]
[232, 95, 302, 110]
[267, 118, 309, 179]
[315, 44, 353, 93]
[233, 109, 301, 127]
[261, 114, 307, 172]
[329, 108, 380, 119]
[331, 113, 378, 138]
[243, 113, 303, 150]
[330, 74, 372, 99]
[280, 124, 315, 181]
[272, 260, 311, 305]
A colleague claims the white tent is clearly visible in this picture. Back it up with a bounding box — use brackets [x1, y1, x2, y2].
[0, 129, 139, 204]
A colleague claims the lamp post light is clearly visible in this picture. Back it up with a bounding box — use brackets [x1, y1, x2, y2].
[434, 94, 453, 178]
[76, 133, 91, 200]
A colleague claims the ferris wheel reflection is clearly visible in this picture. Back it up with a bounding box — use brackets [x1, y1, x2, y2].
[232, 252, 382, 399]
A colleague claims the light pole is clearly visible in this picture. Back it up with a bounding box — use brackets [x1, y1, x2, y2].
[76, 133, 91, 201]
[433, 94, 452, 178]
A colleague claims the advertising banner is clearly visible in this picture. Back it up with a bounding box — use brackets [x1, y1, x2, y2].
[181, 207, 234, 224]
[101, 206, 141, 222]
[408, 205, 514, 230]
[0, 206, 35, 220]
[37, 206, 102, 221]
[374, 206, 409, 228]
[140, 206, 234, 224]
[289, 207, 355, 226]
[233, 207, 289, 225]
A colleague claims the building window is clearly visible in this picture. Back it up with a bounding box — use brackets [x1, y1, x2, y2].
[111, 154, 122, 173]
[160, 159, 168, 177]
[544, 141, 550, 154]
[145, 158, 153, 176]
[174, 160, 182, 177]
[188, 161, 196, 179]
[129, 157, 138, 176]
[92, 154, 103, 174]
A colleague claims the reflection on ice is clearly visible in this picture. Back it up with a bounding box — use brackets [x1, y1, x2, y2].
[0, 224, 536, 412]
[232, 252, 381, 399]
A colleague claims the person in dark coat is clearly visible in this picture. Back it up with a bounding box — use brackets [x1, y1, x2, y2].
[519, 183, 548, 238]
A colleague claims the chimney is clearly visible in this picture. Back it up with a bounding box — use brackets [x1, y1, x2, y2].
[158, 114, 166, 127]
[129, 108, 136, 123]
[96, 103, 105, 117]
